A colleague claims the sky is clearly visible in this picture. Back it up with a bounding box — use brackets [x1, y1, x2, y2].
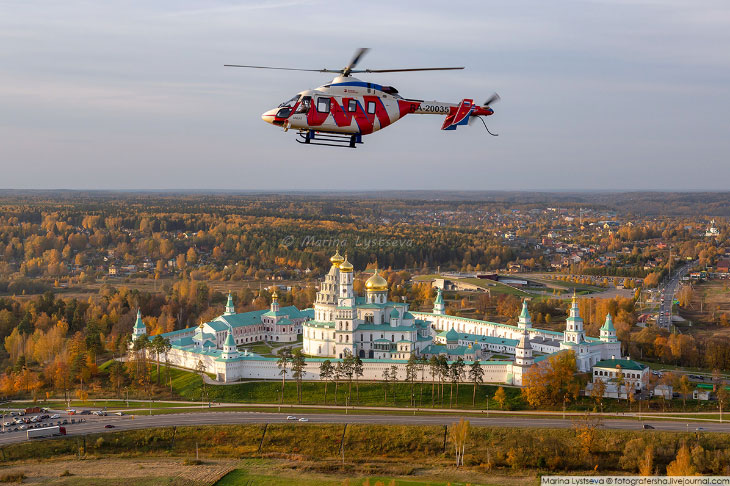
[2, 0, 730, 191]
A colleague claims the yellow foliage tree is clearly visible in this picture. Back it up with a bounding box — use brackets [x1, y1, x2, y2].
[666, 442, 697, 476]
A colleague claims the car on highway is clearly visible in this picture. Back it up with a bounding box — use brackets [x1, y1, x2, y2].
[696, 427, 705, 432]
[286, 416, 297, 420]
[114, 412, 124, 416]
[104, 424, 115, 429]
[50, 414, 60, 419]
[298, 418, 309, 422]
[642, 424, 655, 430]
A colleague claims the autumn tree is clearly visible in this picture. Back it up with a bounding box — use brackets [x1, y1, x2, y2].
[666, 442, 697, 476]
[449, 418, 470, 467]
[591, 378, 606, 412]
[494, 386, 507, 410]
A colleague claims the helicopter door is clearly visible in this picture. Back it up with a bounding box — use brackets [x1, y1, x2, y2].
[296, 96, 311, 114]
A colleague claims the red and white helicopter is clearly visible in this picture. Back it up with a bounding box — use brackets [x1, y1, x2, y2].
[225, 48, 499, 148]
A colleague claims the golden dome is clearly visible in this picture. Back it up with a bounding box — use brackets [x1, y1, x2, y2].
[365, 268, 388, 292]
[330, 250, 344, 266]
[339, 254, 353, 273]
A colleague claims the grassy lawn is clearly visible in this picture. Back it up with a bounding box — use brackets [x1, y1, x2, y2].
[241, 343, 276, 357]
[528, 277, 604, 294]
[150, 365, 524, 409]
[216, 468, 495, 486]
[143, 366, 716, 414]
[4, 399, 191, 410]
[458, 279, 531, 297]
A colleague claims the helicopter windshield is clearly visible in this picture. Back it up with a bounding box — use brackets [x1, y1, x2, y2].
[278, 95, 300, 108]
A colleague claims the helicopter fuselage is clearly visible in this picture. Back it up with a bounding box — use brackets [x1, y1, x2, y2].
[261, 76, 493, 136]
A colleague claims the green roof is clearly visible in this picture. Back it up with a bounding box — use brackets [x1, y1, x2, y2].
[390, 308, 400, 318]
[444, 328, 459, 342]
[600, 314, 615, 332]
[519, 301, 530, 320]
[224, 330, 236, 347]
[594, 359, 647, 371]
[133, 310, 145, 331]
[434, 288, 444, 305]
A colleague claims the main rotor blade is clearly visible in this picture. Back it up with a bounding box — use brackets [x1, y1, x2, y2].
[343, 48, 370, 76]
[224, 64, 341, 74]
[353, 67, 465, 73]
[483, 93, 501, 106]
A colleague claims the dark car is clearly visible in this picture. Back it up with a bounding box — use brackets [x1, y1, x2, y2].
[104, 424, 115, 429]
[642, 424, 655, 430]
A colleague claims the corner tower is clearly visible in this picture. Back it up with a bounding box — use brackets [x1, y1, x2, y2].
[517, 299, 532, 330]
[132, 309, 146, 340]
[433, 287, 445, 315]
[224, 291, 235, 315]
[600, 313, 617, 343]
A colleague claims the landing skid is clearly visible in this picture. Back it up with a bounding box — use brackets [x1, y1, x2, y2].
[296, 130, 363, 148]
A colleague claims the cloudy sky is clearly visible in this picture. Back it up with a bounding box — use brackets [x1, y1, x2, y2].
[2, 0, 729, 191]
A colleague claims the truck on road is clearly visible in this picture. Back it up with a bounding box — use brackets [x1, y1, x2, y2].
[26, 426, 66, 439]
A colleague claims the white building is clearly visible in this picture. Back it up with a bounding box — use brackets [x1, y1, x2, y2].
[587, 358, 650, 399]
[132, 252, 624, 384]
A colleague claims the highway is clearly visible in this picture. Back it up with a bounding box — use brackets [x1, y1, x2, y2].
[2, 410, 730, 446]
[657, 260, 694, 329]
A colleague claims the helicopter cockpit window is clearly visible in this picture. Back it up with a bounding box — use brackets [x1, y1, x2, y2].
[296, 96, 311, 113]
[278, 95, 300, 108]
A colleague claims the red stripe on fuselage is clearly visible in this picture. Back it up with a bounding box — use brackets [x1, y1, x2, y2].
[398, 100, 421, 118]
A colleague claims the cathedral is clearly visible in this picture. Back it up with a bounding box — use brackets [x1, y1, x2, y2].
[302, 251, 432, 360]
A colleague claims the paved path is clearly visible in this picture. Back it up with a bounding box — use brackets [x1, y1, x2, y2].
[658, 261, 694, 329]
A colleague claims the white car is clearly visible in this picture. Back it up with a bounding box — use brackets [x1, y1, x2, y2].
[50, 414, 60, 419]
[286, 416, 297, 420]
[298, 418, 309, 422]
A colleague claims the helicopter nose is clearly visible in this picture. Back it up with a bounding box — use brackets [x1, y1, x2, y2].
[261, 109, 277, 125]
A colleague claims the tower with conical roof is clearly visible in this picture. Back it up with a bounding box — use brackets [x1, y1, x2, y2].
[512, 326, 534, 386]
[600, 313, 617, 343]
[220, 326, 239, 360]
[224, 291, 235, 315]
[514, 327, 533, 367]
[517, 299, 532, 330]
[433, 287, 445, 315]
[132, 309, 146, 340]
[563, 292, 585, 344]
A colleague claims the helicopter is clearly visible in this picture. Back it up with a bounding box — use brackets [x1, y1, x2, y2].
[225, 48, 499, 148]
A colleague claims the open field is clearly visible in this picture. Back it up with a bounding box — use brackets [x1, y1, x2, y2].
[678, 280, 730, 338]
[2, 423, 730, 479]
[0, 457, 238, 486]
